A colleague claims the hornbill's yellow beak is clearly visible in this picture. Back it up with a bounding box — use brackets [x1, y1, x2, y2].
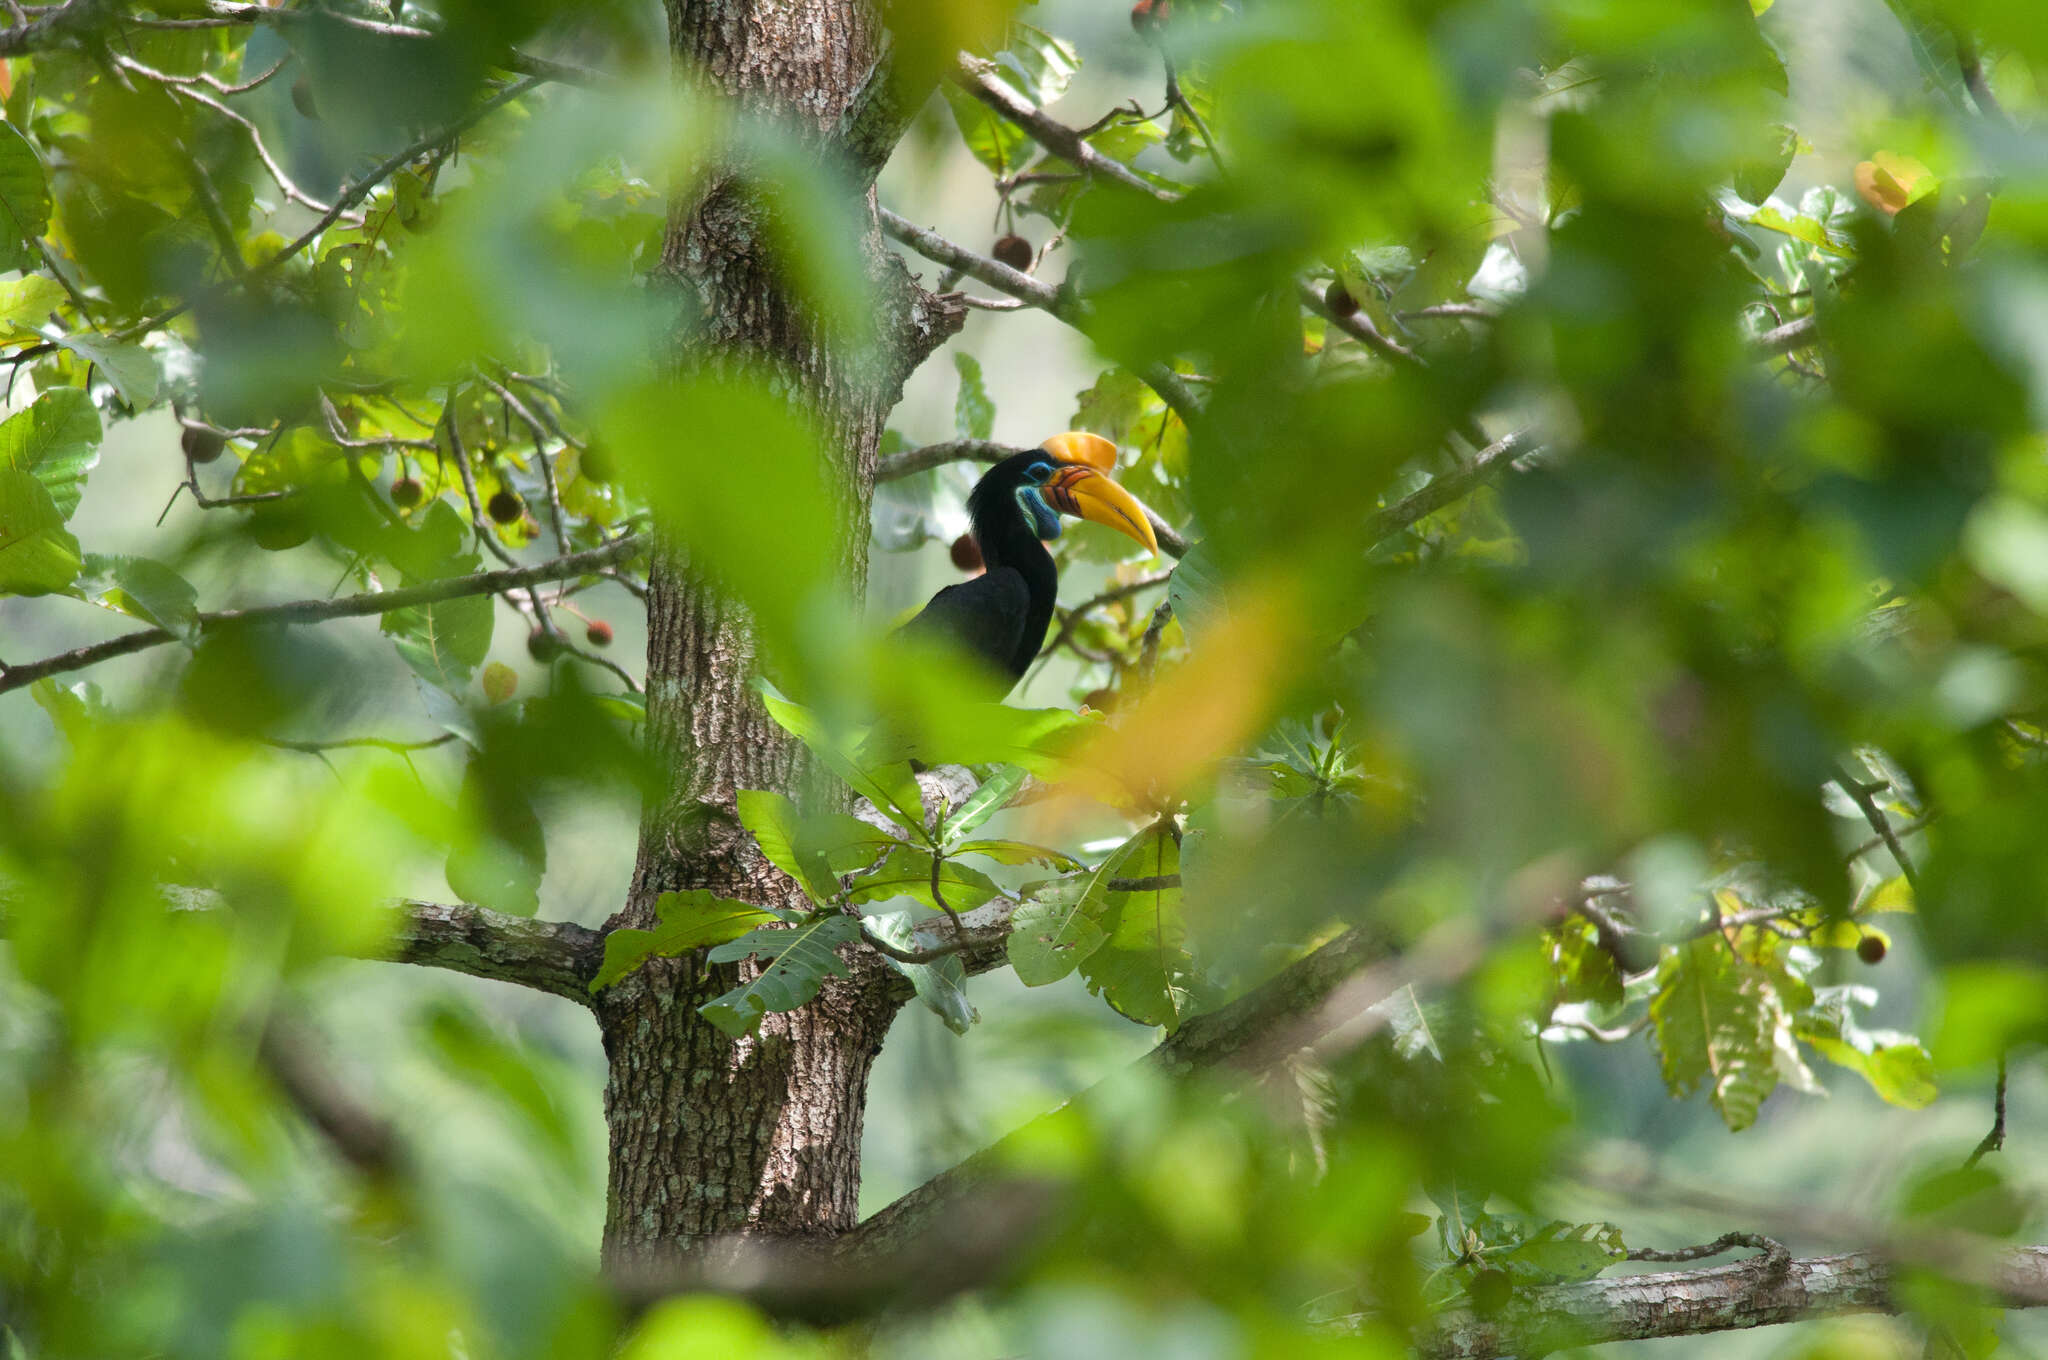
[1037, 432, 1160, 557]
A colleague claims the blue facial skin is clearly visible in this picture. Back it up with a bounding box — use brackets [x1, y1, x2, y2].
[1014, 459, 1063, 539]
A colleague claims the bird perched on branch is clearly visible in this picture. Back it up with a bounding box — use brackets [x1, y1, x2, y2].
[898, 432, 1159, 696]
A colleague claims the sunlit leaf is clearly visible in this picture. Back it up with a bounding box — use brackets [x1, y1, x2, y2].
[591, 889, 781, 993]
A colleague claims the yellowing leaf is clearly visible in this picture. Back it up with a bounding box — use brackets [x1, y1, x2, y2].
[1049, 582, 1301, 816]
[1854, 152, 1933, 216]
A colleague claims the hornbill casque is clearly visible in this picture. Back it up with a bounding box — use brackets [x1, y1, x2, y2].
[897, 432, 1160, 697]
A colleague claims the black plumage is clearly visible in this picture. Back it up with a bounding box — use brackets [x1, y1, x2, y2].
[895, 451, 1062, 695]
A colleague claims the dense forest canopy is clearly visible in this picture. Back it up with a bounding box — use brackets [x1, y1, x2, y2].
[1, 0, 2046, 1356]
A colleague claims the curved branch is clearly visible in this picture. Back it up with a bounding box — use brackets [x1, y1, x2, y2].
[1414, 1247, 2048, 1359]
[953, 57, 1182, 204]
[384, 900, 608, 1005]
[0, 534, 645, 696]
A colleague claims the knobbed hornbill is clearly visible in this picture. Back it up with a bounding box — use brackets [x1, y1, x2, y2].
[899, 432, 1159, 696]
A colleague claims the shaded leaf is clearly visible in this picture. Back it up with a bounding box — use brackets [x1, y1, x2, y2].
[700, 913, 861, 1037]
[591, 889, 780, 992]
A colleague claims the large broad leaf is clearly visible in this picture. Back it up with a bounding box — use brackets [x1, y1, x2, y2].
[1796, 985, 1937, 1109]
[993, 22, 1080, 105]
[941, 763, 1030, 846]
[941, 80, 1028, 175]
[1500, 1221, 1628, 1284]
[865, 910, 976, 1035]
[383, 592, 494, 692]
[0, 276, 66, 338]
[0, 388, 102, 519]
[700, 913, 862, 1037]
[736, 789, 896, 904]
[757, 683, 927, 833]
[0, 120, 51, 275]
[1007, 873, 1109, 986]
[845, 845, 1003, 913]
[0, 470, 80, 595]
[1647, 937, 1781, 1131]
[590, 889, 781, 993]
[1076, 821, 1201, 1029]
[60, 334, 159, 410]
[76, 554, 200, 641]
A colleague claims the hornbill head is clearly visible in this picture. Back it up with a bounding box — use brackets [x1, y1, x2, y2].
[970, 431, 1161, 556]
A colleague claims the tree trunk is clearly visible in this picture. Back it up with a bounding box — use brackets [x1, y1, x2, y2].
[596, 0, 954, 1268]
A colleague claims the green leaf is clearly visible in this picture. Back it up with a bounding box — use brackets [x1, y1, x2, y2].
[0, 388, 102, 520]
[993, 23, 1080, 105]
[590, 889, 781, 992]
[383, 592, 494, 692]
[1007, 875, 1108, 985]
[0, 470, 80, 595]
[1077, 822, 1201, 1029]
[1648, 937, 1781, 1131]
[700, 913, 862, 1037]
[77, 554, 200, 641]
[1796, 986, 1937, 1108]
[1745, 205, 1850, 256]
[0, 121, 52, 275]
[954, 351, 995, 441]
[1166, 542, 1226, 644]
[864, 909, 977, 1034]
[941, 80, 1027, 175]
[845, 846, 1003, 913]
[60, 333, 159, 410]
[1500, 1222, 1627, 1283]
[736, 789, 842, 904]
[940, 764, 1029, 845]
[0, 275, 67, 337]
[757, 683, 927, 832]
[953, 838, 1083, 871]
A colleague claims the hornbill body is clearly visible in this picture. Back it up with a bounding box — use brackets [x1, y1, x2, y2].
[897, 433, 1159, 696]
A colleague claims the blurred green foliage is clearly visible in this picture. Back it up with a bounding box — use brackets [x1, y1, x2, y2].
[1, 0, 2047, 1355]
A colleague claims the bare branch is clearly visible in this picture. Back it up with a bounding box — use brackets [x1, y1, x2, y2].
[384, 900, 608, 1005]
[953, 57, 1182, 204]
[0, 534, 645, 696]
[1412, 1247, 2048, 1359]
[1363, 428, 1538, 548]
[1752, 313, 1819, 358]
[1965, 1053, 2009, 1169]
[877, 208, 1205, 427]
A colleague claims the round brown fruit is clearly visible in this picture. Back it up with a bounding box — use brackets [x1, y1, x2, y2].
[486, 489, 524, 524]
[950, 533, 984, 573]
[527, 628, 563, 663]
[1131, 0, 1171, 35]
[291, 75, 319, 120]
[579, 440, 615, 484]
[586, 619, 614, 647]
[181, 426, 226, 464]
[1857, 934, 1887, 965]
[992, 234, 1033, 272]
[1324, 279, 1360, 317]
[389, 477, 423, 509]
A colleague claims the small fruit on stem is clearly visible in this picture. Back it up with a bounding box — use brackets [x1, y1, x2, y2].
[527, 628, 563, 663]
[486, 489, 523, 524]
[389, 477, 424, 509]
[181, 426, 226, 464]
[1857, 934, 1887, 965]
[992, 234, 1033, 272]
[1131, 0, 1171, 36]
[578, 440, 615, 483]
[586, 619, 614, 647]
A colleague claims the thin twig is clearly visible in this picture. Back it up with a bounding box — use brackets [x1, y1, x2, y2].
[1830, 762, 1922, 894]
[1965, 1053, 2009, 1170]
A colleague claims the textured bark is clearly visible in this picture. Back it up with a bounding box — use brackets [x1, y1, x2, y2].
[1414, 1247, 2048, 1358]
[388, 900, 607, 1004]
[595, 0, 961, 1268]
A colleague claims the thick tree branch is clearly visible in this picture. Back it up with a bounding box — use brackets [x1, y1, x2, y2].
[384, 900, 608, 1005]
[838, 37, 925, 184]
[0, 534, 644, 696]
[1412, 1247, 2048, 1359]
